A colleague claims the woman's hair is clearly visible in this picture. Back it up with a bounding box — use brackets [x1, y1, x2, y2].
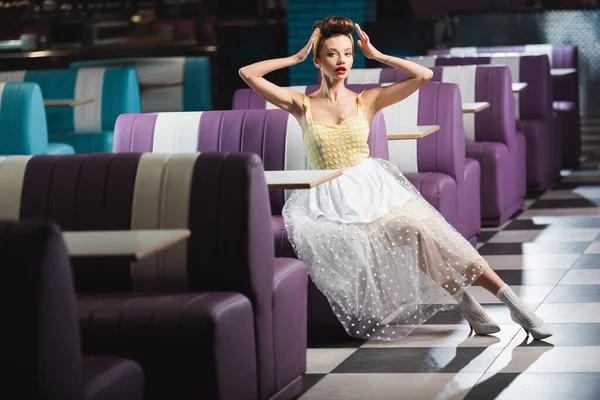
[313, 16, 354, 62]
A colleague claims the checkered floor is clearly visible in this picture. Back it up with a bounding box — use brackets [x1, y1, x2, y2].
[296, 120, 600, 400]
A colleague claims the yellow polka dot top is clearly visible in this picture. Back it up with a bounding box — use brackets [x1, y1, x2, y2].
[302, 92, 370, 170]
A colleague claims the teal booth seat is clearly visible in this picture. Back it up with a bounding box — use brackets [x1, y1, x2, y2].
[69, 57, 211, 112]
[0, 82, 73, 155]
[0, 67, 141, 153]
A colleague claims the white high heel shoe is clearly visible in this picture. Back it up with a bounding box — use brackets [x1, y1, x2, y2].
[457, 291, 501, 335]
[497, 284, 553, 340]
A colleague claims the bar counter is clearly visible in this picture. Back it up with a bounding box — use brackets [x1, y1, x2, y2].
[0, 41, 217, 70]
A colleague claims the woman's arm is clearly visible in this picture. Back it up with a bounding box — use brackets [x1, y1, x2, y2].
[239, 28, 320, 115]
[354, 24, 433, 113]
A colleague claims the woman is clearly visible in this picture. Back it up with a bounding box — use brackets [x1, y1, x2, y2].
[239, 16, 551, 341]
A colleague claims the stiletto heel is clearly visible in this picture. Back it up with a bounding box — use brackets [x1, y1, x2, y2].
[498, 284, 553, 340]
[509, 310, 552, 340]
[461, 311, 501, 335]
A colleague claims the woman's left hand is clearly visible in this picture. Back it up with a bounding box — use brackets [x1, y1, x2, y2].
[355, 23, 381, 60]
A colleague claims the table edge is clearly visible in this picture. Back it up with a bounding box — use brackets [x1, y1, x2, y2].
[64, 229, 191, 260]
[387, 125, 440, 140]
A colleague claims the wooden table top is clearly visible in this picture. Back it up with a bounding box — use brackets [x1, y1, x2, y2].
[463, 102, 490, 113]
[63, 229, 191, 261]
[139, 81, 185, 90]
[551, 68, 577, 76]
[387, 125, 441, 140]
[264, 169, 343, 190]
[44, 98, 95, 108]
[512, 82, 528, 93]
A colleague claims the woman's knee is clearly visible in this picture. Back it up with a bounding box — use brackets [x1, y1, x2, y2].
[385, 217, 427, 245]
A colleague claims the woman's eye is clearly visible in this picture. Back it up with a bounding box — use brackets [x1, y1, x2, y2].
[345, 53, 352, 56]
[328, 52, 336, 57]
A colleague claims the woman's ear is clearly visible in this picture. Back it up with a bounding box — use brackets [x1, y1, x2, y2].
[313, 59, 321, 68]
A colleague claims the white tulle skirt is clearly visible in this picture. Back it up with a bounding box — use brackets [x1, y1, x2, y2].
[282, 158, 488, 341]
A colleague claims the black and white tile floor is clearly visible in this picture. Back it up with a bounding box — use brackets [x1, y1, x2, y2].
[296, 120, 600, 399]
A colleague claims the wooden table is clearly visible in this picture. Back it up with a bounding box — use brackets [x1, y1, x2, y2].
[265, 170, 343, 190]
[387, 125, 440, 140]
[551, 68, 577, 77]
[463, 102, 490, 113]
[139, 81, 185, 90]
[63, 229, 191, 261]
[44, 98, 95, 108]
[512, 82, 528, 93]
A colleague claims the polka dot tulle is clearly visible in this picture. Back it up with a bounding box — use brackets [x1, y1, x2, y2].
[283, 158, 489, 341]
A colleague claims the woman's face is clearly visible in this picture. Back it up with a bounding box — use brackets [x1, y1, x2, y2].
[315, 35, 354, 80]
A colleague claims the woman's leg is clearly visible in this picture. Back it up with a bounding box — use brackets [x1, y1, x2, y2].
[383, 216, 501, 334]
[442, 241, 552, 339]
[472, 262, 506, 295]
[385, 199, 552, 339]
[467, 251, 553, 340]
[384, 216, 462, 295]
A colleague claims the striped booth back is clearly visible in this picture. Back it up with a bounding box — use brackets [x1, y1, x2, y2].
[406, 54, 558, 189]
[70, 57, 212, 112]
[430, 65, 516, 144]
[0, 68, 141, 153]
[0, 152, 273, 296]
[429, 44, 555, 60]
[232, 83, 465, 180]
[427, 44, 577, 70]
[347, 65, 517, 145]
[113, 108, 388, 215]
[427, 44, 578, 102]
[432, 54, 553, 123]
[427, 45, 579, 168]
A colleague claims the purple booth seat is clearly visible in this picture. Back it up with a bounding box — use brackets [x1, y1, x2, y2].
[0, 153, 307, 400]
[0, 220, 143, 400]
[112, 109, 387, 339]
[113, 108, 389, 248]
[406, 54, 558, 190]
[350, 65, 526, 225]
[232, 83, 481, 244]
[427, 44, 579, 106]
[424, 46, 580, 169]
[430, 66, 526, 224]
[428, 44, 579, 106]
[345, 65, 526, 225]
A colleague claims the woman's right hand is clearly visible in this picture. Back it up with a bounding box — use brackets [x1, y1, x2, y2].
[293, 28, 320, 63]
[239, 28, 319, 115]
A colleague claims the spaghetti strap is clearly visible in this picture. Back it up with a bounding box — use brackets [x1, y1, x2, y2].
[357, 91, 365, 117]
[303, 95, 313, 124]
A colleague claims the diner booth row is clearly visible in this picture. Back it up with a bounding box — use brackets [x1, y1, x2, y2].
[0, 44, 580, 400]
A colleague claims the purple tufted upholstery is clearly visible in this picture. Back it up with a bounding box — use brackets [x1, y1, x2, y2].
[342, 65, 527, 225]
[0, 153, 307, 400]
[428, 45, 577, 77]
[113, 109, 396, 339]
[429, 54, 560, 190]
[427, 45, 580, 168]
[113, 108, 388, 218]
[0, 220, 143, 400]
[431, 65, 526, 225]
[232, 83, 480, 243]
